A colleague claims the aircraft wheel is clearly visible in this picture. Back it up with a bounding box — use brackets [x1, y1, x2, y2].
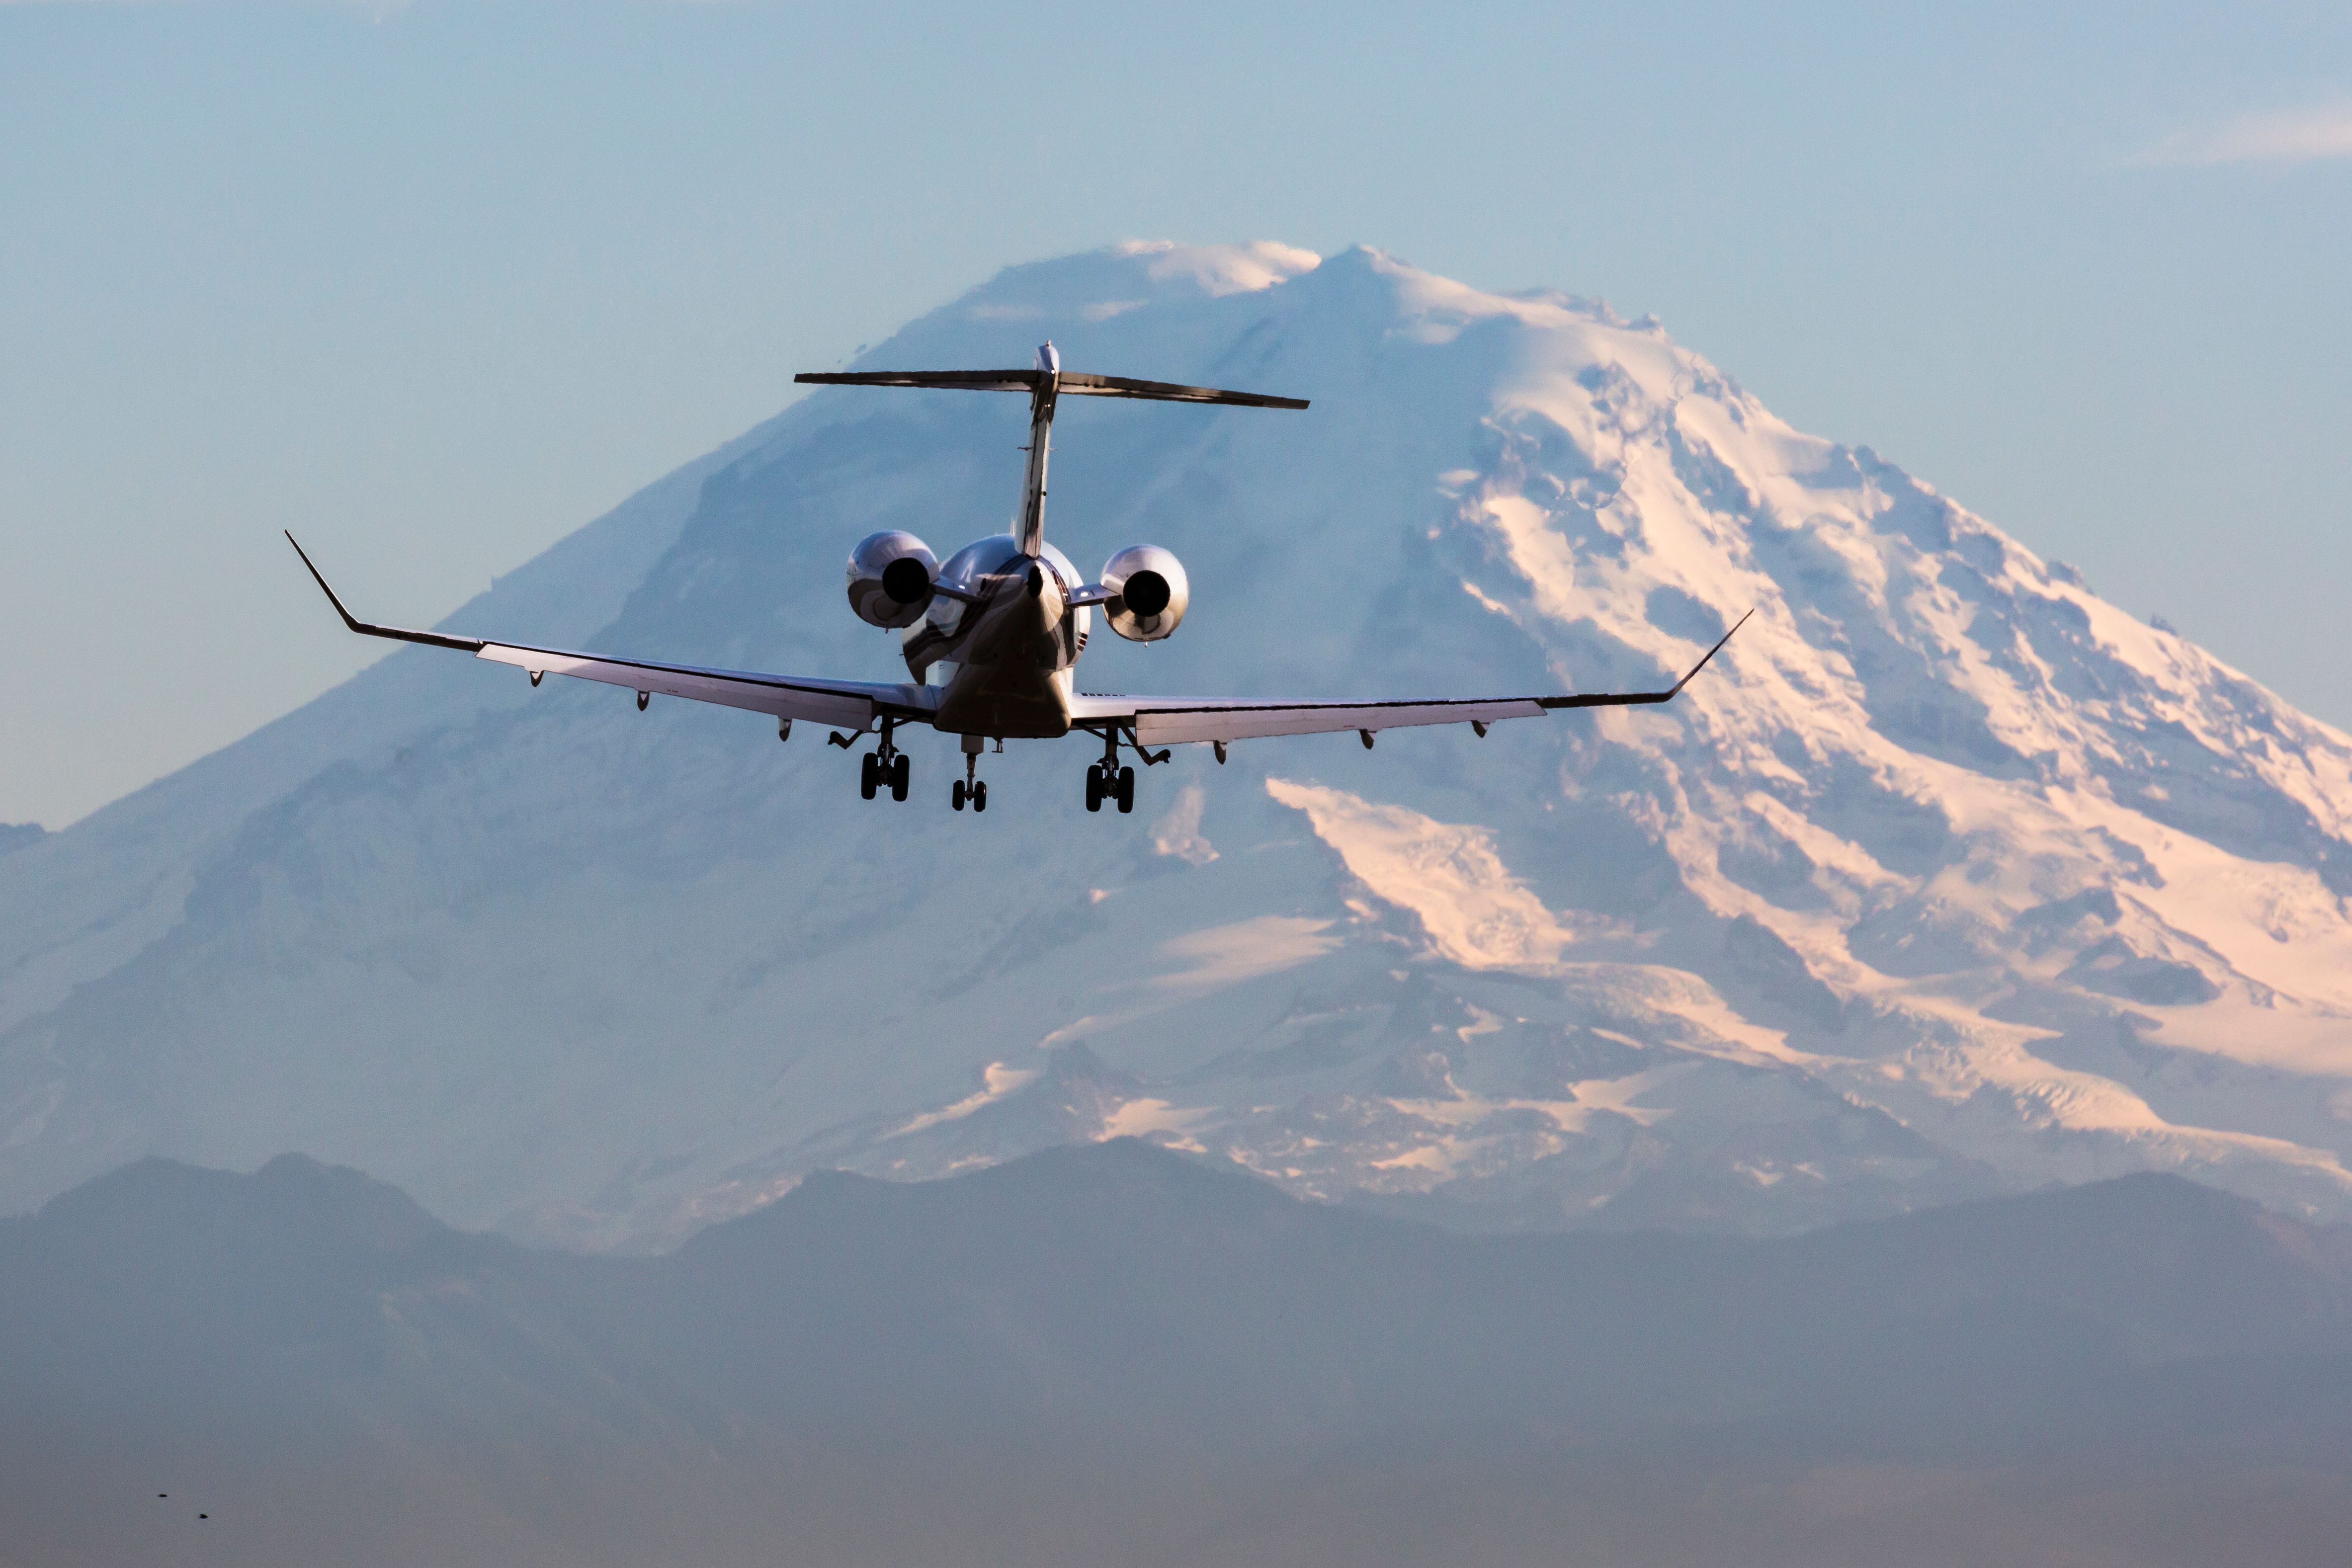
[1085, 765, 1103, 813]
[890, 753, 911, 802]
[1116, 765, 1136, 814]
[859, 753, 879, 800]
[972, 781, 988, 813]
[952, 780, 966, 811]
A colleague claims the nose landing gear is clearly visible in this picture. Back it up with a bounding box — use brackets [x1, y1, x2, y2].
[951, 733, 988, 812]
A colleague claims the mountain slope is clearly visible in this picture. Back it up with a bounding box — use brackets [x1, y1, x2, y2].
[3, 240, 2351, 1244]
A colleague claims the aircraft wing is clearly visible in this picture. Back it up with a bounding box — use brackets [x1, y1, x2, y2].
[1071, 613, 1750, 748]
[287, 534, 932, 732]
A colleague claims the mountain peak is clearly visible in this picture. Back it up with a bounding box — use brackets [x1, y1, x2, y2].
[1105, 238, 1323, 296]
[31, 1152, 449, 1259]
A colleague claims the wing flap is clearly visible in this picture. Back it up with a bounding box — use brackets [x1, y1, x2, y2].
[1068, 695, 1547, 746]
[474, 644, 922, 729]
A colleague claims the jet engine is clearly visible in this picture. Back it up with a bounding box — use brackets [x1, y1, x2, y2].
[845, 530, 938, 629]
[1100, 544, 1188, 642]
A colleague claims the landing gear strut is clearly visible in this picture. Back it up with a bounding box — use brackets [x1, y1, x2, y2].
[1085, 730, 1135, 815]
[951, 733, 988, 813]
[859, 717, 911, 803]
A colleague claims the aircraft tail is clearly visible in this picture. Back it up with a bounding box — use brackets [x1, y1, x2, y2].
[796, 345, 1306, 553]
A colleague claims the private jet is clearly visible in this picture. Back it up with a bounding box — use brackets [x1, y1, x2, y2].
[290, 343, 1746, 814]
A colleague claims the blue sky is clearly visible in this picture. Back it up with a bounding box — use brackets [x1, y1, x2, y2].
[2, 0, 2348, 825]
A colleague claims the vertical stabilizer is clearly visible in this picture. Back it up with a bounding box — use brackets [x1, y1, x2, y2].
[1016, 342, 1060, 555]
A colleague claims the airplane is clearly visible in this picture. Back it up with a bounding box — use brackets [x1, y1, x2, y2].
[288, 342, 1748, 815]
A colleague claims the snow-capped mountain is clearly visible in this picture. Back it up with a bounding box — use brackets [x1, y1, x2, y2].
[5, 240, 2351, 1246]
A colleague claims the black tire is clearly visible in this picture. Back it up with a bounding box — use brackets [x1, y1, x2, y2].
[1116, 765, 1136, 814]
[1085, 766, 1103, 813]
[973, 781, 988, 813]
[891, 753, 910, 802]
[859, 753, 878, 800]
[952, 780, 966, 811]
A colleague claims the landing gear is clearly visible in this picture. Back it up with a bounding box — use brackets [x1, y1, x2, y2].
[1083, 762, 1134, 813]
[860, 718, 912, 803]
[952, 733, 987, 812]
[1085, 731, 1137, 814]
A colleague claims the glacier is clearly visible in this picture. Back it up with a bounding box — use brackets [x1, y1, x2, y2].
[4, 238, 2351, 1247]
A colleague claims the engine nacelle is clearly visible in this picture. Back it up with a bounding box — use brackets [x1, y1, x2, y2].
[845, 530, 938, 629]
[1100, 544, 1188, 642]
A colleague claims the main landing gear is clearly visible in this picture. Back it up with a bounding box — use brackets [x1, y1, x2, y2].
[856, 717, 911, 803]
[859, 750, 910, 802]
[951, 733, 989, 813]
[1086, 730, 1135, 814]
[1085, 764, 1133, 814]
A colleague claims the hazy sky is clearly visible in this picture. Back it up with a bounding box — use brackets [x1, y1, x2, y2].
[3, 1, 2348, 826]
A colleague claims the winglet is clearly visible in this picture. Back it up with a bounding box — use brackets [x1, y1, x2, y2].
[285, 532, 487, 654]
[1536, 608, 1754, 711]
[1669, 608, 1753, 696]
[285, 531, 364, 634]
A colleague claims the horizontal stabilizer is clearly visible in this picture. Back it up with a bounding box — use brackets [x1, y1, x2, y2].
[796, 369, 1306, 410]
[796, 370, 1043, 394]
[1058, 372, 1307, 410]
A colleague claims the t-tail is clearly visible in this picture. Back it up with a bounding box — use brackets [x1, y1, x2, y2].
[795, 346, 1307, 556]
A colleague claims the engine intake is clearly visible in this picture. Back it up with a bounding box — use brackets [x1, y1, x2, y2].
[1100, 545, 1188, 642]
[845, 531, 938, 629]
